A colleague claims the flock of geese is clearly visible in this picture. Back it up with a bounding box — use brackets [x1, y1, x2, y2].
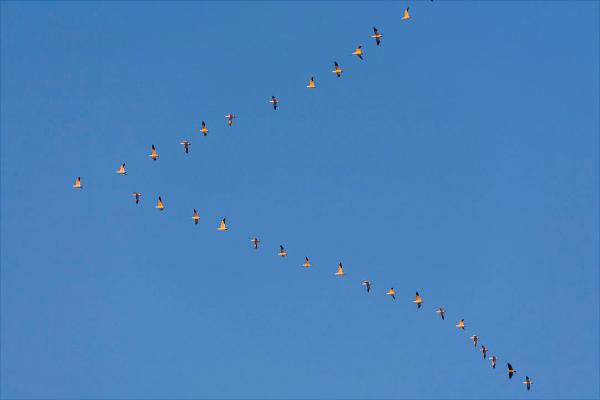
[71, 5, 534, 393]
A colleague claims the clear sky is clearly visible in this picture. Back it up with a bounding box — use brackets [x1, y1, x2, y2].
[1, 1, 599, 399]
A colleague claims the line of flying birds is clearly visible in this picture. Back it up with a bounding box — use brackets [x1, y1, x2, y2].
[71, 5, 534, 392]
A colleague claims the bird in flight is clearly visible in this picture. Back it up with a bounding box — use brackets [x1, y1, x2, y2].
[303, 257, 311, 268]
[180, 140, 191, 154]
[270, 96, 279, 110]
[436, 307, 445, 320]
[480, 345, 488, 359]
[523, 376, 533, 391]
[387, 288, 396, 300]
[371, 27, 383, 45]
[507, 363, 517, 379]
[225, 114, 236, 126]
[192, 209, 199, 225]
[73, 176, 82, 189]
[335, 262, 345, 276]
[361, 280, 371, 293]
[278, 245, 287, 257]
[149, 145, 159, 160]
[332, 62, 343, 77]
[470, 335, 479, 348]
[250, 237, 260, 249]
[132, 192, 141, 204]
[470, 335, 479, 347]
[306, 77, 316, 89]
[116, 163, 126, 175]
[217, 218, 228, 231]
[200, 121, 209, 136]
[456, 319, 465, 330]
[490, 356, 497, 369]
[413, 292, 423, 308]
[156, 196, 164, 211]
[402, 7, 411, 20]
[352, 45, 364, 60]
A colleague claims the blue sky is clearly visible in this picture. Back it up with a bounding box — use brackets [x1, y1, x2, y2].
[1, 1, 598, 399]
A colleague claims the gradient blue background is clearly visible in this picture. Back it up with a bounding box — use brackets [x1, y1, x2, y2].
[1, 1, 599, 398]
